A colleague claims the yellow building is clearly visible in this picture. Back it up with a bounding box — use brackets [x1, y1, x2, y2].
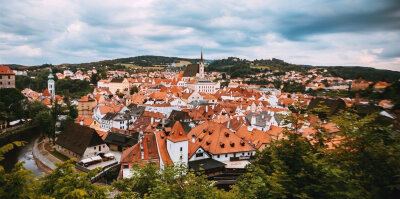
[78, 96, 97, 117]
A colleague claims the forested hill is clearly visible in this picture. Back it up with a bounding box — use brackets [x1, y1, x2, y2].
[6, 55, 400, 82]
[206, 57, 400, 82]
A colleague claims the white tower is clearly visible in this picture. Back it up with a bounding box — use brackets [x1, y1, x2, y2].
[199, 50, 205, 79]
[48, 69, 55, 97]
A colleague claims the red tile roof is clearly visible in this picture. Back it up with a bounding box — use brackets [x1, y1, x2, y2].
[0, 66, 14, 75]
[167, 121, 188, 143]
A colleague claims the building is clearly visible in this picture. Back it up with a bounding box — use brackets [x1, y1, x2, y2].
[55, 123, 110, 160]
[78, 96, 97, 117]
[181, 51, 205, 81]
[0, 65, 15, 88]
[48, 69, 55, 97]
[98, 78, 130, 95]
[186, 80, 220, 94]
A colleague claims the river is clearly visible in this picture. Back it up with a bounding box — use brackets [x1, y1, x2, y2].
[0, 128, 45, 177]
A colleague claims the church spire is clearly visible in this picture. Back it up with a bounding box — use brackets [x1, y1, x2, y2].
[201, 48, 203, 62]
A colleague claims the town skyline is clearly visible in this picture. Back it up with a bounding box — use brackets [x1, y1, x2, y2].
[1, 0, 399, 71]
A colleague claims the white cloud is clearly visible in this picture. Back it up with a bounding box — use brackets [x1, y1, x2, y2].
[0, 0, 399, 71]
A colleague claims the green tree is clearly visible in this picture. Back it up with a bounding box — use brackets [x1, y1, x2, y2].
[36, 160, 110, 199]
[28, 100, 49, 119]
[130, 86, 139, 95]
[33, 110, 54, 138]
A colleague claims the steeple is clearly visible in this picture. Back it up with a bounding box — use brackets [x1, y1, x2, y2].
[199, 49, 204, 79]
[201, 48, 203, 62]
[48, 68, 55, 97]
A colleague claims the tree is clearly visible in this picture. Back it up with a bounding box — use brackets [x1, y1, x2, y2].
[0, 162, 35, 199]
[113, 163, 225, 199]
[0, 88, 26, 123]
[130, 86, 139, 95]
[36, 160, 110, 199]
[33, 110, 54, 138]
[27, 100, 49, 119]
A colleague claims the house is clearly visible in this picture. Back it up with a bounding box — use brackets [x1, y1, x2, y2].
[0, 65, 15, 88]
[78, 95, 97, 117]
[75, 116, 100, 130]
[55, 123, 110, 160]
[104, 131, 138, 152]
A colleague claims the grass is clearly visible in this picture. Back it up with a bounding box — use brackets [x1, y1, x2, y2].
[49, 150, 70, 162]
[250, 65, 270, 70]
[117, 63, 165, 70]
[44, 142, 70, 162]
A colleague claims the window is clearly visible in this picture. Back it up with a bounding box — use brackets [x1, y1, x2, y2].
[217, 155, 220, 158]
[180, 155, 182, 160]
[196, 153, 203, 157]
[225, 154, 228, 157]
[94, 147, 96, 150]
[180, 147, 183, 151]
[123, 164, 129, 169]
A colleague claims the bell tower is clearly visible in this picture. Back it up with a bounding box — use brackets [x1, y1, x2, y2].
[199, 49, 205, 79]
[48, 68, 55, 97]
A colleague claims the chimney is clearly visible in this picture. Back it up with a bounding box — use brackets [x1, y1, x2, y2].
[162, 118, 165, 127]
[227, 120, 231, 129]
[151, 117, 154, 125]
[192, 134, 195, 143]
[80, 120, 83, 126]
[251, 116, 256, 125]
[139, 131, 144, 160]
[205, 105, 208, 112]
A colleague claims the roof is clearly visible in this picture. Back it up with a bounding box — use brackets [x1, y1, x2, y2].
[167, 121, 188, 143]
[110, 78, 125, 83]
[308, 98, 346, 115]
[155, 131, 173, 166]
[42, 88, 51, 96]
[189, 158, 226, 171]
[0, 66, 14, 75]
[120, 133, 159, 164]
[75, 117, 95, 126]
[56, 123, 105, 156]
[104, 132, 138, 147]
[236, 126, 272, 149]
[168, 110, 192, 122]
[187, 121, 256, 158]
[78, 95, 96, 102]
[182, 64, 199, 77]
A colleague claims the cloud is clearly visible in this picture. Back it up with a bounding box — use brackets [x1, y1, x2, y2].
[0, 0, 399, 71]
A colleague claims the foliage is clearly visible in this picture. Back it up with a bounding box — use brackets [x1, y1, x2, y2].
[0, 162, 35, 199]
[231, 108, 400, 198]
[33, 110, 54, 138]
[36, 160, 110, 198]
[113, 163, 224, 199]
[282, 81, 305, 93]
[56, 79, 93, 98]
[130, 85, 139, 95]
[0, 88, 26, 123]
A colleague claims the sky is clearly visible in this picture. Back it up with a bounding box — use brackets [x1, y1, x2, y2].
[0, 0, 399, 71]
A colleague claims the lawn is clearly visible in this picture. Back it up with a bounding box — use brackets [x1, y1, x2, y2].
[250, 65, 270, 70]
[118, 63, 165, 70]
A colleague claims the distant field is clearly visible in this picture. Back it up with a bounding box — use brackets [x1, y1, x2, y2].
[118, 63, 165, 70]
[250, 65, 270, 70]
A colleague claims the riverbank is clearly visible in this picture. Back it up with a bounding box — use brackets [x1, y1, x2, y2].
[32, 138, 56, 174]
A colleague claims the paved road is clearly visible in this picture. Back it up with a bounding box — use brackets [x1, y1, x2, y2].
[32, 138, 57, 170]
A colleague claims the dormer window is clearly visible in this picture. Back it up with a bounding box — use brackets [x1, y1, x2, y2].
[220, 142, 225, 148]
[230, 142, 235, 147]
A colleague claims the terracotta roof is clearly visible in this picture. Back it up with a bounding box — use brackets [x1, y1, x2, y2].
[0, 66, 14, 75]
[155, 131, 173, 166]
[267, 125, 285, 138]
[187, 121, 255, 158]
[236, 126, 272, 149]
[75, 117, 95, 126]
[95, 130, 109, 140]
[167, 121, 188, 143]
[42, 98, 51, 105]
[78, 95, 96, 102]
[142, 111, 166, 119]
[42, 88, 51, 96]
[182, 64, 199, 77]
[120, 133, 159, 164]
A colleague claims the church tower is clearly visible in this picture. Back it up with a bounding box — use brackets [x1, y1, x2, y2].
[199, 49, 205, 79]
[48, 69, 55, 98]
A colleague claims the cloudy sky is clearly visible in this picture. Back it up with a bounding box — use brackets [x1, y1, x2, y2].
[1, 0, 399, 71]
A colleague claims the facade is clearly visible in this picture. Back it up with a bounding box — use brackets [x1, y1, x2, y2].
[186, 80, 220, 94]
[0, 66, 15, 88]
[78, 96, 97, 117]
[48, 69, 55, 97]
[55, 123, 110, 160]
[98, 78, 130, 95]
